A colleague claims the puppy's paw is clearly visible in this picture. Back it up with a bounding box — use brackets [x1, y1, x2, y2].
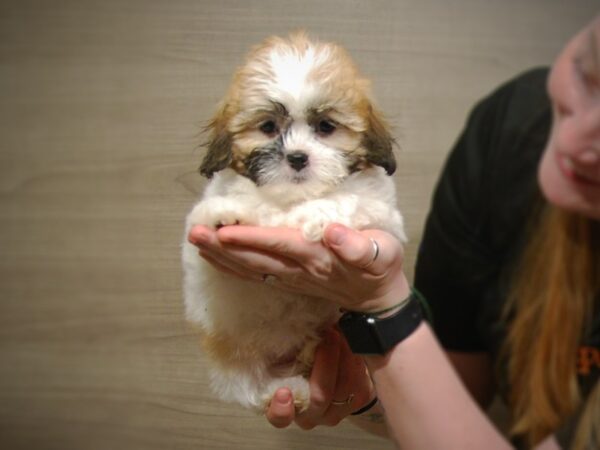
[187, 198, 256, 229]
[287, 199, 354, 242]
[298, 213, 350, 242]
[301, 219, 329, 242]
[286, 209, 332, 242]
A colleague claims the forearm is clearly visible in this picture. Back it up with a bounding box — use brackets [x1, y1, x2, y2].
[364, 323, 513, 450]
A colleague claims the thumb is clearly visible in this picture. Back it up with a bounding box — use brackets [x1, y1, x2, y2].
[266, 388, 296, 428]
[323, 224, 385, 272]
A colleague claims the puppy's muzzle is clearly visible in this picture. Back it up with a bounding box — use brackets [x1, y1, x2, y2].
[286, 151, 309, 171]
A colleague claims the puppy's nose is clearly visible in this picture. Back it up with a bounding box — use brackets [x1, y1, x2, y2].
[286, 151, 309, 171]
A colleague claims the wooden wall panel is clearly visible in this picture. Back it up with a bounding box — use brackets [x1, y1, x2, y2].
[0, 1, 596, 448]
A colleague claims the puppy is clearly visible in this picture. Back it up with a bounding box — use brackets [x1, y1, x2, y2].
[182, 32, 406, 413]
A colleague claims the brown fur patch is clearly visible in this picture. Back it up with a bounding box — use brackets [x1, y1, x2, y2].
[196, 326, 318, 378]
[362, 105, 396, 175]
[198, 328, 259, 371]
[200, 105, 234, 178]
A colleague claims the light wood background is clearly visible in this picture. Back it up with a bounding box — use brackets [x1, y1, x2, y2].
[0, 1, 597, 449]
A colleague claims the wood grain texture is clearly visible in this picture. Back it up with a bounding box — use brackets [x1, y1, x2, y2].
[0, 1, 596, 449]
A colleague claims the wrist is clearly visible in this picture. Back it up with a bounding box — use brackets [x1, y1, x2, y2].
[339, 286, 424, 355]
[348, 273, 411, 315]
[351, 396, 379, 415]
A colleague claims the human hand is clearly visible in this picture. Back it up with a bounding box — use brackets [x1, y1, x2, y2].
[266, 327, 376, 429]
[187, 223, 410, 313]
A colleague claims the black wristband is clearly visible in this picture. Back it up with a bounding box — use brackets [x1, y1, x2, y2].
[350, 396, 378, 415]
[339, 289, 423, 355]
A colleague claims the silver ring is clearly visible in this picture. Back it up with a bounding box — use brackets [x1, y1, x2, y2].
[261, 274, 278, 284]
[361, 238, 379, 269]
[331, 393, 355, 406]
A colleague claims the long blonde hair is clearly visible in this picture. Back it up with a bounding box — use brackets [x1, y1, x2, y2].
[505, 205, 600, 448]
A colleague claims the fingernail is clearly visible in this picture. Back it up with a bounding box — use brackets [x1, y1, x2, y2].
[275, 389, 292, 405]
[326, 224, 346, 245]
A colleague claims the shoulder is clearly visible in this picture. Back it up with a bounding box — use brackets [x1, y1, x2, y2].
[437, 67, 552, 247]
[475, 67, 549, 118]
[454, 67, 550, 169]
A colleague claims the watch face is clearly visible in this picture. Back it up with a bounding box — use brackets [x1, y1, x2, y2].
[338, 313, 384, 354]
[338, 293, 424, 355]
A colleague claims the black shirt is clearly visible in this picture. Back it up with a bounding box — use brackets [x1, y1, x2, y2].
[414, 68, 600, 448]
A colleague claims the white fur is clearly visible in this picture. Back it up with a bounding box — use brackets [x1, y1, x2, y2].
[267, 45, 326, 112]
[257, 124, 351, 204]
[182, 34, 405, 413]
[182, 166, 405, 412]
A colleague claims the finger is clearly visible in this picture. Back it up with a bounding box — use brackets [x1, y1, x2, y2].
[190, 225, 303, 282]
[334, 327, 378, 414]
[323, 224, 401, 274]
[295, 330, 341, 430]
[324, 335, 372, 420]
[197, 249, 261, 282]
[201, 250, 320, 298]
[266, 388, 296, 429]
[309, 330, 342, 413]
[216, 244, 304, 279]
[197, 238, 340, 298]
[188, 226, 264, 281]
[318, 335, 362, 425]
[188, 224, 218, 247]
[217, 226, 345, 293]
[345, 346, 376, 412]
[217, 225, 326, 265]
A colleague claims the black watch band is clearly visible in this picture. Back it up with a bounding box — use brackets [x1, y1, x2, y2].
[338, 290, 423, 355]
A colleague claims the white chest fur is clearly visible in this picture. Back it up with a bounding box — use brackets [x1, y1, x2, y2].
[181, 166, 405, 411]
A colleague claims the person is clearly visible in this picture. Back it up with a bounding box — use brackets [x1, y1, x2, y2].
[188, 16, 600, 450]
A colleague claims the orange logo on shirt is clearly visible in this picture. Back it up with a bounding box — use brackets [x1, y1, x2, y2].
[577, 346, 600, 376]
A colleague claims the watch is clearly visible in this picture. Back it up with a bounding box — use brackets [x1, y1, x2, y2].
[338, 290, 423, 355]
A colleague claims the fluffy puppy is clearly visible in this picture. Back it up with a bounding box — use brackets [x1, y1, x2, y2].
[182, 32, 406, 413]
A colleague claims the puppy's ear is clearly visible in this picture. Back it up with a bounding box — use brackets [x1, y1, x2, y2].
[199, 108, 233, 178]
[362, 106, 396, 175]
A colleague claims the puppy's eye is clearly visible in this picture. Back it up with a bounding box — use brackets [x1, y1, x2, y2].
[317, 120, 336, 136]
[259, 120, 278, 136]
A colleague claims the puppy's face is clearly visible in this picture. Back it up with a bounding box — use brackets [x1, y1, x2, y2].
[200, 33, 395, 201]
